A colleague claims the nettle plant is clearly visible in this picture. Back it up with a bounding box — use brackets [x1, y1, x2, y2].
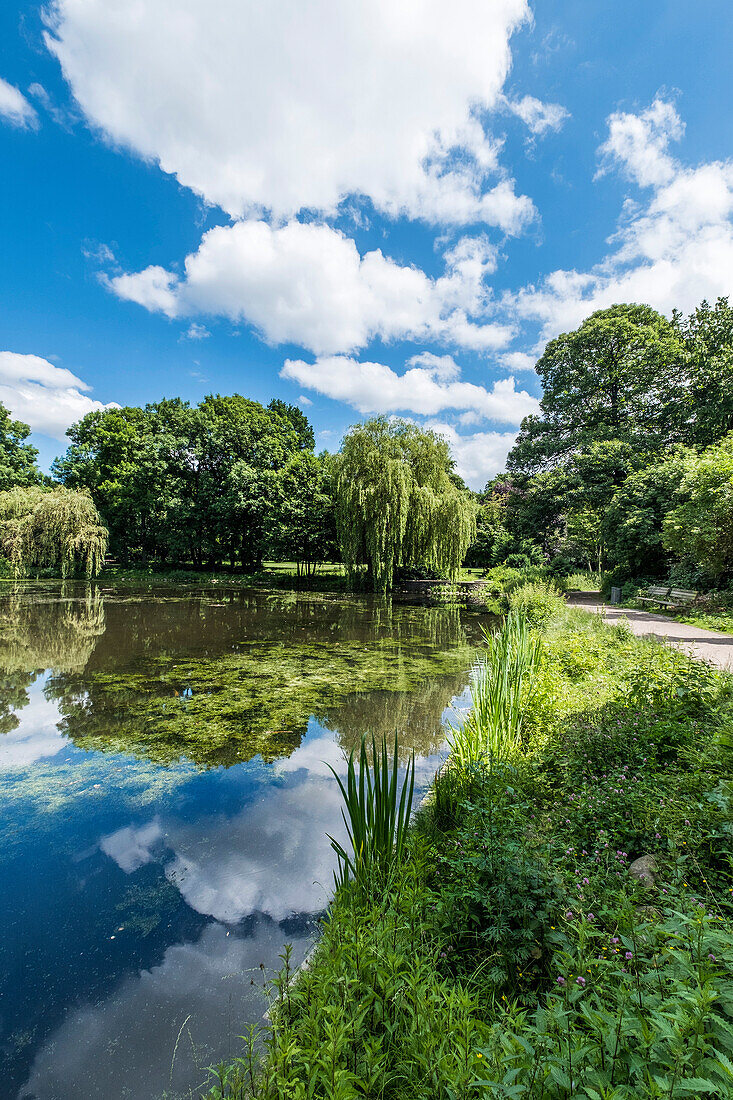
[474, 904, 733, 1098]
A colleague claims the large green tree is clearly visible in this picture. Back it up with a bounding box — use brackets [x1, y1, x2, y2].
[334, 417, 477, 593]
[603, 450, 689, 577]
[663, 434, 733, 578]
[0, 403, 42, 490]
[508, 304, 684, 476]
[52, 405, 163, 561]
[270, 451, 338, 576]
[675, 297, 733, 447]
[54, 394, 314, 568]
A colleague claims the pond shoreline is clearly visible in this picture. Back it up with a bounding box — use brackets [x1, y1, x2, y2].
[0, 583, 485, 1099]
[206, 601, 733, 1098]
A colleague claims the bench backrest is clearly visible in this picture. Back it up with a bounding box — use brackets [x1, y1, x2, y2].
[669, 588, 697, 601]
[647, 586, 671, 597]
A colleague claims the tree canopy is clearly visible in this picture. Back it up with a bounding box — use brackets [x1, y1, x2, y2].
[334, 417, 477, 593]
[508, 304, 684, 476]
[0, 485, 108, 577]
[0, 403, 42, 491]
[53, 394, 333, 571]
[474, 298, 733, 583]
[663, 435, 733, 578]
[676, 297, 733, 447]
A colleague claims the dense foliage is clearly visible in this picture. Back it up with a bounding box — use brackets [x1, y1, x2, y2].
[334, 417, 477, 592]
[473, 297, 733, 587]
[53, 395, 334, 571]
[0, 485, 108, 577]
[663, 435, 733, 577]
[0, 403, 42, 491]
[208, 599, 733, 1099]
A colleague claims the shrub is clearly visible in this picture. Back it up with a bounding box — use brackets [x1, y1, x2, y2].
[508, 581, 564, 629]
[481, 564, 550, 595]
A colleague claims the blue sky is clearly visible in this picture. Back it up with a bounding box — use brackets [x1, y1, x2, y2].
[1, 1, 732, 487]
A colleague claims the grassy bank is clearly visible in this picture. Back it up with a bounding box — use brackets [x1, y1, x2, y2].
[98, 562, 490, 592]
[673, 593, 733, 636]
[207, 593, 733, 1099]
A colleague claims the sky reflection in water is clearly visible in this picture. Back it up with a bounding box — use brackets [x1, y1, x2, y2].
[0, 583, 482, 1099]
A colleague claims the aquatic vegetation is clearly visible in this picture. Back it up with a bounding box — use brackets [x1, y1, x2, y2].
[448, 610, 541, 769]
[323, 673, 470, 761]
[36, 590, 482, 768]
[328, 733, 415, 894]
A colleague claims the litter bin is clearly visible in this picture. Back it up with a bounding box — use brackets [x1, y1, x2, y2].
[610, 586, 622, 605]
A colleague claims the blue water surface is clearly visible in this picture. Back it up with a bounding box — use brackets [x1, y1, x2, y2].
[0, 584, 479, 1099]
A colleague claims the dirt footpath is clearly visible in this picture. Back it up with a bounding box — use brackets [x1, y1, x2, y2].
[566, 597, 733, 671]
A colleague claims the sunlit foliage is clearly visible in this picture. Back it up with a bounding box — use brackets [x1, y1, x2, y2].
[0, 403, 41, 491]
[0, 486, 108, 577]
[663, 432, 733, 577]
[334, 417, 477, 592]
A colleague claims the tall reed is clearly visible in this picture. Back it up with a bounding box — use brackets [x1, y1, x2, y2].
[448, 609, 541, 769]
[328, 732, 415, 894]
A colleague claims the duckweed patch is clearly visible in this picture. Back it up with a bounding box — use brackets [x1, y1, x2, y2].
[47, 637, 476, 767]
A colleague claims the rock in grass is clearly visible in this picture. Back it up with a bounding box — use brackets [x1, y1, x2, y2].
[628, 854, 658, 888]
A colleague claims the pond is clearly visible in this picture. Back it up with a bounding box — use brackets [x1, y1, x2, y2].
[0, 582, 488, 1100]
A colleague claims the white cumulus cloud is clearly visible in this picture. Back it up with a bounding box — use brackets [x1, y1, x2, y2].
[506, 99, 733, 343]
[426, 422, 519, 489]
[108, 221, 514, 355]
[0, 352, 119, 440]
[0, 76, 38, 129]
[597, 97, 684, 188]
[45, 0, 534, 228]
[505, 94, 569, 135]
[280, 355, 539, 425]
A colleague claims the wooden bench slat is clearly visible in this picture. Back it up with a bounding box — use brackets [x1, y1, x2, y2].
[638, 585, 698, 608]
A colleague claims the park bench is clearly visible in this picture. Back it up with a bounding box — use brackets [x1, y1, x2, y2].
[637, 586, 671, 606]
[637, 586, 699, 609]
[666, 588, 699, 607]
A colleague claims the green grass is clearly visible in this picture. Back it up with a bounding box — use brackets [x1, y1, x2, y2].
[561, 570, 603, 591]
[676, 610, 733, 634]
[101, 560, 348, 587]
[204, 600, 733, 1099]
[670, 590, 733, 635]
[447, 611, 541, 769]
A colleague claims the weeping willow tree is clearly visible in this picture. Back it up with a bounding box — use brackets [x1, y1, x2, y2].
[0, 486, 108, 577]
[334, 418, 477, 593]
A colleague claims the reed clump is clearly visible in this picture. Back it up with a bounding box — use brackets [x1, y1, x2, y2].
[448, 609, 541, 769]
[328, 732, 415, 895]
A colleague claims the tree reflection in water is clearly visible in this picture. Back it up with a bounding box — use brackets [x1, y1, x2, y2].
[8, 585, 488, 768]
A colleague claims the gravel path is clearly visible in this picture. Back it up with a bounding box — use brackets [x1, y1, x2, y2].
[566, 596, 733, 671]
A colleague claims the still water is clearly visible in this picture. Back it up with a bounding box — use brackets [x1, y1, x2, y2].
[0, 583, 486, 1099]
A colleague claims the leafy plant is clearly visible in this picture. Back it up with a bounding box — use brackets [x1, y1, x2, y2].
[448, 610, 541, 768]
[508, 581, 564, 629]
[328, 732, 415, 894]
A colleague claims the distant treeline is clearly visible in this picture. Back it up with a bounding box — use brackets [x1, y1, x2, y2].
[2, 296, 733, 587]
[51, 395, 336, 572]
[0, 396, 476, 589]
